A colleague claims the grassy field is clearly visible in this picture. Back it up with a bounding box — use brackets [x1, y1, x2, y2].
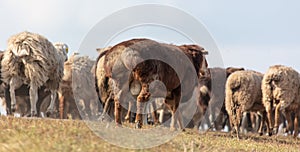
[0, 116, 299, 152]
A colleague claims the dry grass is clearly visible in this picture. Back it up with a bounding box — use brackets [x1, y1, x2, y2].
[0, 116, 299, 152]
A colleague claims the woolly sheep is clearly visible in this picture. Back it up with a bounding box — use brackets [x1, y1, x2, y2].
[1, 31, 64, 116]
[262, 65, 300, 137]
[225, 70, 269, 138]
[58, 53, 98, 119]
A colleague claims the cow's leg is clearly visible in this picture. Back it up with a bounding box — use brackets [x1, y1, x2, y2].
[46, 90, 57, 117]
[168, 97, 184, 131]
[114, 90, 122, 125]
[135, 84, 150, 128]
[125, 100, 132, 122]
[170, 107, 176, 131]
[135, 101, 146, 128]
[29, 85, 38, 117]
[159, 107, 165, 124]
[150, 101, 159, 125]
[175, 96, 184, 131]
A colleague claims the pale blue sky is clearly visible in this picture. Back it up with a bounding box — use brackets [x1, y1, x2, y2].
[0, 0, 299, 73]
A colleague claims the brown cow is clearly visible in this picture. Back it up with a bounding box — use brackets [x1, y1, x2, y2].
[100, 38, 209, 130]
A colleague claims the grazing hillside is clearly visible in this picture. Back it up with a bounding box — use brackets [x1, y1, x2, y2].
[0, 116, 299, 152]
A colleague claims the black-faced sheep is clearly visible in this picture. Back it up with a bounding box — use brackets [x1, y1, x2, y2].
[262, 65, 300, 137]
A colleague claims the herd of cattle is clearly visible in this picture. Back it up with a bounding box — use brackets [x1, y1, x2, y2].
[0, 31, 299, 139]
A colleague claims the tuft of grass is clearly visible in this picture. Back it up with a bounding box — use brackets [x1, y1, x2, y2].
[0, 116, 299, 152]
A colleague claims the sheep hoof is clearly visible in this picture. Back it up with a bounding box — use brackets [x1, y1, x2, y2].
[135, 121, 142, 129]
[30, 112, 37, 117]
[11, 104, 16, 113]
[24, 113, 31, 117]
[259, 132, 263, 136]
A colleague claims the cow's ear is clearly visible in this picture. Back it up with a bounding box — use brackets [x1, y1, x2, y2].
[200, 49, 208, 55]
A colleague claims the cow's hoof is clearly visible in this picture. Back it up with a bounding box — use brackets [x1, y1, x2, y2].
[115, 123, 122, 128]
[268, 132, 272, 136]
[135, 121, 142, 129]
[46, 110, 52, 117]
[154, 122, 161, 126]
[170, 127, 176, 131]
[273, 128, 278, 135]
[98, 115, 105, 121]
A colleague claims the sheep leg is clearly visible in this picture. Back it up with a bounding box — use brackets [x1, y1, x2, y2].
[4, 87, 12, 115]
[46, 91, 57, 117]
[263, 111, 272, 136]
[29, 85, 38, 117]
[274, 102, 282, 134]
[266, 108, 274, 136]
[284, 110, 293, 135]
[9, 78, 18, 113]
[294, 109, 299, 138]
[58, 92, 64, 119]
[257, 112, 264, 136]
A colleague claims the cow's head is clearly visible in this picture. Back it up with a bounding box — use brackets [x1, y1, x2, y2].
[179, 44, 209, 78]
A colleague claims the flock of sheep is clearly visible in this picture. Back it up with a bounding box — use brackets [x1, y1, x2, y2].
[0, 31, 299, 139]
